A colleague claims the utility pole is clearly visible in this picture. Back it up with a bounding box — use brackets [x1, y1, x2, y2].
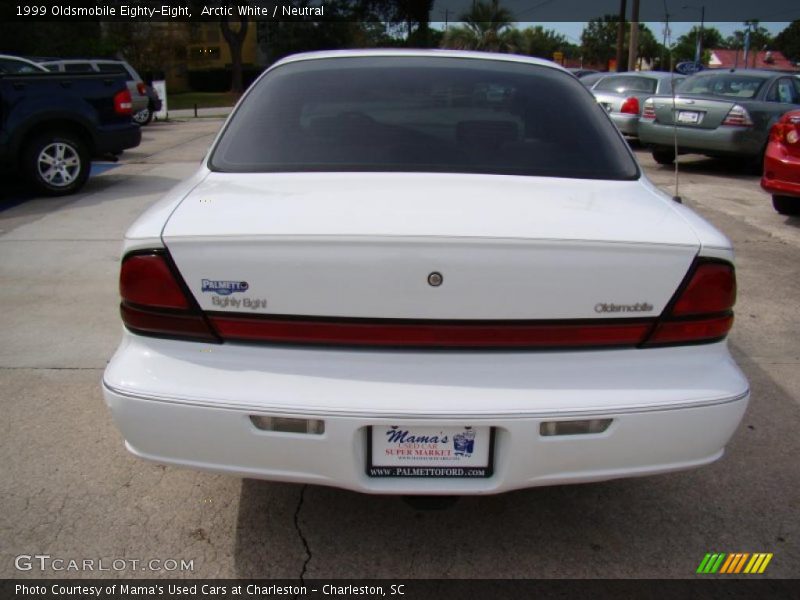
[696, 6, 705, 65]
[615, 0, 627, 72]
[743, 25, 751, 68]
[627, 0, 640, 71]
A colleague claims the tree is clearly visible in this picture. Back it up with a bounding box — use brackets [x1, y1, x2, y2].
[580, 18, 665, 70]
[634, 24, 662, 65]
[398, 0, 435, 47]
[0, 21, 112, 56]
[356, 0, 435, 47]
[726, 21, 773, 52]
[580, 16, 620, 67]
[774, 20, 800, 63]
[220, 12, 248, 93]
[102, 23, 189, 78]
[440, 0, 516, 52]
[672, 26, 727, 63]
[511, 26, 577, 60]
[259, 15, 395, 65]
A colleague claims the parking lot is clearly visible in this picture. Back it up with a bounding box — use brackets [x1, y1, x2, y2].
[1, 117, 798, 579]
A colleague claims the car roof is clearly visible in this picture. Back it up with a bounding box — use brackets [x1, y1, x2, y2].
[38, 58, 131, 65]
[0, 54, 49, 71]
[270, 49, 568, 73]
[0, 54, 46, 65]
[598, 71, 678, 79]
[690, 68, 784, 79]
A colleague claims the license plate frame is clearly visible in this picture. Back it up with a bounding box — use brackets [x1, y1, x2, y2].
[677, 110, 701, 124]
[367, 425, 495, 478]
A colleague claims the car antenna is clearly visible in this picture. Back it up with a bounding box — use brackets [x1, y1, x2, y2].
[664, 1, 682, 203]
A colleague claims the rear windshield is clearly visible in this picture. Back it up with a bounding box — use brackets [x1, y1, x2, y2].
[676, 74, 767, 99]
[594, 75, 658, 94]
[210, 56, 639, 180]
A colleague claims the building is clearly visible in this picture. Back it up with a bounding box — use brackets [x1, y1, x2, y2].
[707, 49, 798, 71]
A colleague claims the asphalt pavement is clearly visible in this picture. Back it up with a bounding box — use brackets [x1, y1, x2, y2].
[1, 120, 798, 579]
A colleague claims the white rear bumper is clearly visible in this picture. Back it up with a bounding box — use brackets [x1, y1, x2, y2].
[103, 333, 749, 494]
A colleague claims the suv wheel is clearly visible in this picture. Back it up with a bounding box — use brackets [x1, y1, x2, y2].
[773, 195, 799, 216]
[24, 132, 90, 196]
[133, 105, 153, 125]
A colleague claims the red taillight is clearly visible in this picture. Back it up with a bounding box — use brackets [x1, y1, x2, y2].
[114, 89, 133, 116]
[620, 96, 640, 115]
[671, 262, 736, 316]
[641, 100, 656, 120]
[770, 121, 800, 145]
[721, 105, 753, 127]
[209, 315, 653, 348]
[136, 82, 147, 95]
[644, 260, 736, 346]
[119, 252, 218, 342]
[120, 254, 188, 309]
[645, 315, 734, 345]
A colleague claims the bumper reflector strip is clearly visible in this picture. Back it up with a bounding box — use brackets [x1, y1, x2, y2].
[209, 315, 654, 349]
[540, 419, 612, 436]
[250, 415, 325, 435]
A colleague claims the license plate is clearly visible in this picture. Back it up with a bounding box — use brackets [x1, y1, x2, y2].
[677, 110, 700, 124]
[367, 425, 494, 478]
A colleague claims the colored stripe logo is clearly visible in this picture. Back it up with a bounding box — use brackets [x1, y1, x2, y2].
[697, 553, 773, 574]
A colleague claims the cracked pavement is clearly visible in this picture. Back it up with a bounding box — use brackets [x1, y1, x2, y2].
[1, 121, 798, 579]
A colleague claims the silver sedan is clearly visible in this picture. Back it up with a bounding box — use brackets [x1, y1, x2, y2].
[589, 72, 684, 138]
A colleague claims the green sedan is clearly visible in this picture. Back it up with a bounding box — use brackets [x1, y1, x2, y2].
[638, 69, 800, 166]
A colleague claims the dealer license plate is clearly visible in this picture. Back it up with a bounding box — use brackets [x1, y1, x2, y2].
[367, 425, 494, 478]
[677, 110, 701, 124]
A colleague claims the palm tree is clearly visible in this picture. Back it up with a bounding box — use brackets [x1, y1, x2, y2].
[441, 0, 516, 53]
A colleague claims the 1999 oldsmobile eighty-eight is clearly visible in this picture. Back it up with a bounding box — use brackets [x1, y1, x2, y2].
[103, 50, 749, 495]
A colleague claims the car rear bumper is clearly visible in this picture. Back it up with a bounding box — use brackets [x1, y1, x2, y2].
[94, 123, 141, 155]
[103, 333, 749, 495]
[610, 113, 640, 136]
[638, 121, 764, 157]
[762, 147, 800, 198]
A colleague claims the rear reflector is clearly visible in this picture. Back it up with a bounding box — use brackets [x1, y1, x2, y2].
[250, 415, 325, 435]
[646, 314, 734, 345]
[121, 303, 218, 341]
[119, 252, 218, 342]
[208, 315, 653, 348]
[540, 419, 612, 436]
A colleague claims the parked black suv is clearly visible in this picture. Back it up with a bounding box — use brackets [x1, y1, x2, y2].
[0, 69, 141, 195]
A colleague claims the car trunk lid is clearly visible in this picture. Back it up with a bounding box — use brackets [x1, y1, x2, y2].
[161, 172, 700, 323]
[649, 94, 738, 129]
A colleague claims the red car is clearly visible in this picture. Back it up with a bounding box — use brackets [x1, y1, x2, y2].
[762, 110, 800, 215]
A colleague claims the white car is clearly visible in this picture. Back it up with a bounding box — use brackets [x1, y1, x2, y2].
[0, 54, 48, 74]
[103, 50, 749, 495]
